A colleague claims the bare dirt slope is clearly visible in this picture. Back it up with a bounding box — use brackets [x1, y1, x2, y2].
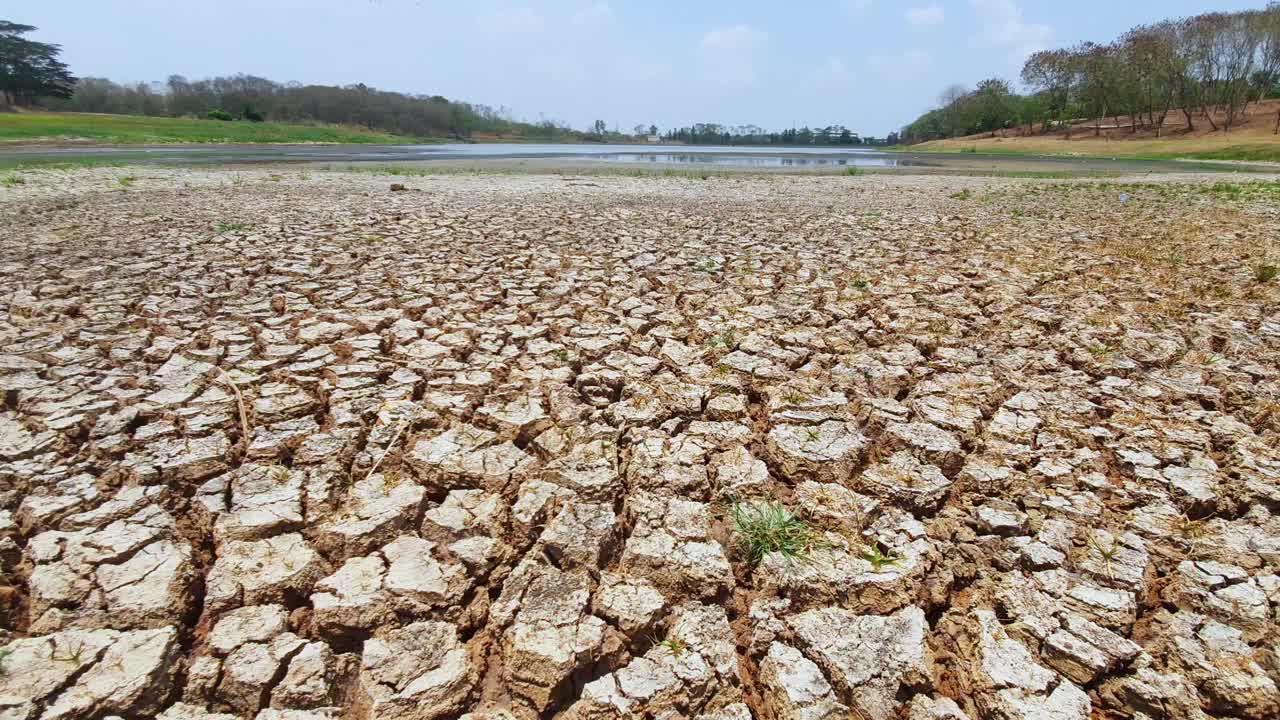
[0, 168, 1277, 720]
[917, 97, 1280, 159]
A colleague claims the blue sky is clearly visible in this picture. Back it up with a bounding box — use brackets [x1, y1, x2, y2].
[10, 0, 1266, 136]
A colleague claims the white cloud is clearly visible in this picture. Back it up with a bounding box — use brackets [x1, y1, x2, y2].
[476, 7, 544, 34]
[905, 4, 945, 26]
[868, 49, 932, 68]
[701, 24, 767, 51]
[970, 0, 1053, 61]
[571, 2, 613, 27]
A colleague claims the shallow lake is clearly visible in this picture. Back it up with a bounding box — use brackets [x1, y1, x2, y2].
[0, 142, 1269, 175]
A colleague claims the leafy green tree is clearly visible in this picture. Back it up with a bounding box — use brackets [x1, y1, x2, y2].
[0, 21, 75, 107]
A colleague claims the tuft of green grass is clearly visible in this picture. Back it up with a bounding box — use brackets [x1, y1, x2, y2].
[730, 500, 820, 566]
[1256, 264, 1278, 283]
[215, 221, 246, 233]
[1087, 343, 1113, 359]
[1, 173, 25, 187]
[949, 188, 973, 200]
[844, 166, 861, 176]
[116, 175, 137, 189]
[0, 647, 10, 676]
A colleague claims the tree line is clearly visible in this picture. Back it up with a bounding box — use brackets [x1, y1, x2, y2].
[43, 74, 591, 141]
[902, 3, 1280, 143]
[6, 19, 894, 146]
[662, 123, 898, 146]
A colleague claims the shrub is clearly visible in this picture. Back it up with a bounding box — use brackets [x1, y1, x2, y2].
[206, 108, 234, 122]
[243, 106, 265, 122]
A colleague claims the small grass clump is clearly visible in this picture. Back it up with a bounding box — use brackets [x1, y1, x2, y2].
[652, 632, 687, 657]
[859, 544, 899, 571]
[1256, 263, 1278, 283]
[730, 499, 820, 566]
[949, 189, 973, 200]
[1, 174, 25, 188]
[116, 175, 137, 189]
[215, 221, 247, 233]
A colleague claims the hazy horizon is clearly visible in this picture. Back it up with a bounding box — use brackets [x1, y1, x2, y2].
[9, 0, 1269, 136]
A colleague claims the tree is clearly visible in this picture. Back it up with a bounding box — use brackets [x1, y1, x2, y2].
[591, 119, 607, 137]
[0, 21, 75, 107]
[648, 124, 658, 136]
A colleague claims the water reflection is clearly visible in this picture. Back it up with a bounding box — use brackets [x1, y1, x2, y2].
[601, 153, 929, 168]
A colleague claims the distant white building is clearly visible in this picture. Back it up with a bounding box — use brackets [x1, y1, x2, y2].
[647, 135, 661, 143]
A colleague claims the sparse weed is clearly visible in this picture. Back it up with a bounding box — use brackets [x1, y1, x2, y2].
[1255, 264, 1278, 283]
[1174, 513, 1209, 540]
[844, 166, 861, 176]
[1088, 534, 1120, 579]
[216, 221, 247, 234]
[552, 348, 571, 363]
[652, 632, 687, 658]
[1, 174, 25, 188]
[116, 175, 137, 189]
[730, 499, 821, 566]
[703, 331, 735, 350]
[859, 544, 899, 571]
[783, 390, 807, 405]
[268, 174, 284, 182]
[0, 648, 10, 676]
[52, 639, 88, 666]
[949, 189, 973, 200]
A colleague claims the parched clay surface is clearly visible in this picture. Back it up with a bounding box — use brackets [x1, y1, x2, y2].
[0, 167, 1278, 720]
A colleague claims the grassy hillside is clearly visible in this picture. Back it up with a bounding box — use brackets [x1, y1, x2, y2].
[908, 99, 1280, 162]
[0, 112, 432, 144]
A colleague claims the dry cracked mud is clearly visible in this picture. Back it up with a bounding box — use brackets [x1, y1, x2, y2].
[0, 166, 1278, 720]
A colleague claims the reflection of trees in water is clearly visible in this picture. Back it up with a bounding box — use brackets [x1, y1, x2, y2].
[609, 153, 903, 168]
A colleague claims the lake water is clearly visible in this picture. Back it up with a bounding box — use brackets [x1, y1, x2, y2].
[0, 142, 1266, 174]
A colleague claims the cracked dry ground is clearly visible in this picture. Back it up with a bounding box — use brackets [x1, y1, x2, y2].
[0, 168, 1278, 720]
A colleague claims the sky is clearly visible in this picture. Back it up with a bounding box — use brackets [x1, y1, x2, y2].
[8, 0, 1268, 136]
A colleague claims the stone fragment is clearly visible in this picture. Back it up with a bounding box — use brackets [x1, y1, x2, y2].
[759, 642, 849, 720]
[352, 621, 476, 720]
[787, 606, 933, 720]
[206, 533, 326, 611]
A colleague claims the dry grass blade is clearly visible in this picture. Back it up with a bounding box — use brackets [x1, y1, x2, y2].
[364, 413, 413, 483]
[216, 367, 252, 444]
